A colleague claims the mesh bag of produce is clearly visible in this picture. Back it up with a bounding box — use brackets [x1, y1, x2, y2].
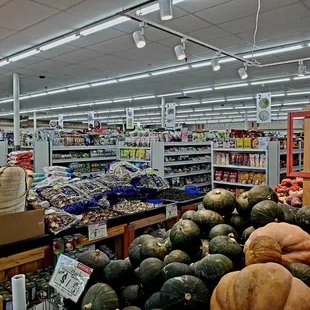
[105, 161, 141, 183]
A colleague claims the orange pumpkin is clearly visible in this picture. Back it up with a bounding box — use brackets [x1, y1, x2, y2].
[244, 222, 310, 266]
[210, 262, 310, 310]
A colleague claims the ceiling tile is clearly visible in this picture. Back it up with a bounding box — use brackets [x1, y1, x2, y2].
[0, 26, 16, 43]
[187, 26, 232, 41]
[31, 0, 83, 10]
[52, 48, 103, 64]
[177, 0, 232, 13]
[0, 0, 58, 31]
[25, 59, 71, 72]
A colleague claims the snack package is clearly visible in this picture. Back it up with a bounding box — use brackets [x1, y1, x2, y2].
[243, 138, 251, 149]
[255, 154, 260, 167]
[215, 153, 221, 165]
[260, 154, 266, 168]
[243, 154, 250, 166]
[230, 153, 237, 165]
[223, 171, 230, 182]
[249, 154, 255, 167]
[236, 138, 244, 148]
[215, 170, 223, 181]
[229, 171, 238, 183]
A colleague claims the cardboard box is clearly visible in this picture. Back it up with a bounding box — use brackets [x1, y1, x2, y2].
[0, 207, 45, 245]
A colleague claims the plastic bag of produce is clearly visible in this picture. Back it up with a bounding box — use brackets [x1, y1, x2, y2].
[69, 179, 111, 199]
[43, 166, 74, 173]
[105, 161, 141, 183]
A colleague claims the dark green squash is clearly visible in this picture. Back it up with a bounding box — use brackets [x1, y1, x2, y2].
[181, 210, 196, 221]
[160, 275, 210, 310]
[296, 206, 310, 232]
[280, 204, 298, 224]
[286, 262, 310, 286]
[138, 258, 165, 292]
[164, 250, 192, 265]
[82, 283, 119, 310]
[123, 307, 141, 310]
[144, 292, 161, 310]
[194, 254, 233, 288]
[164, 229, 171, 240]
[203, 188, 236, 215]
[247, 185, 278, 207]
[140, 238, 168, 261]
[78, 249, 110, 274]
[208, 224, 238, 240]
[250, 200, 285, 228]
[163, 262, 195, 281]
[102, 259, 135, 289]
[242, 226, 255, 242]
[191, 210, 224, 235]
[196, 239, 209, 260]
[170, 220, 201, 252]
[236, 191, 251, 218]
[227, 214, 248, 235]
[129, 234, 154, 267]
[209, 235, 243, 264]
[164, 238, 172, 252]
[120, 285, 141, 308]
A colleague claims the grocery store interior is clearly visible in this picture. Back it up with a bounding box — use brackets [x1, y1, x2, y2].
[1, 0, 310, 309]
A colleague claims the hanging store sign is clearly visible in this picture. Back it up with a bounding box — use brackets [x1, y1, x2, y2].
[166, 103, 176, 128]
[256, 93, 271, 123]
[126, 108, 134, 129]
[58, 114, 64, 129]
[88, 112, 95, 129]
[49, 120, 57, 128]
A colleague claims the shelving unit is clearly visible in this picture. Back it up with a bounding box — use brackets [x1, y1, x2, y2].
[279, 144, 303, 178]
[117, 142, 151, 167]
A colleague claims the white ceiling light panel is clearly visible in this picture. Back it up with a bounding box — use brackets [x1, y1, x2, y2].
[214, 83, 248, 90]
[251, 78, 291, 85]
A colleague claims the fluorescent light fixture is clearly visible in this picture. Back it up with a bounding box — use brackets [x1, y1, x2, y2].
[201, 99, 225, 104]
[80, 103, 95, 106]
[243, 44, 303, 58]
[48, 107, 62, 110]
[30, 92, 47, 98]
[80, 17, 129, 36]
[272, 104, 282, 107]
[251, 78, 291, 85]
[218, 57, 237, 64]
[178, 109, 194, 113]
[152, 66, 189, 76]
[47, 89, 67, 95]
[0, 60, 8, 67]
[158, 92, 182, 97]
[214, 83, 248, 90]
[110, 109, 124, 113]
[94, 101, 112, 105]
[191, 61, 211, 68]
[294, 75, 310, 80]
[287, 91, 310, 96]
[235, 105, 256, 109]
[272, 93, 285, 97]
[227, 97, 253, 101]
[91, 79, 118, 87]
[222, 112, 239, 115]
[195, 108, 212, 112]
[118, 74, 150, 82]
[67, 84, 90, 91]
[113, 98, 132, 103]
[282, 101, 309, 106]
[133, 95, 156, 100]
[9, 49, 40, 62]
[141, 106, 158, 109]
[20, 95, 31, 100]
[281, 107, 303, 111]
[213, 116, 227, 119]
[136, 0, 185, 16]
[183, 88, 212, 94]
[190, 114, 204, 117]
[64, 104, 79, 108]
[178, 102, 201, 106]
[40, 34, 79, 51]
[213, 107, 232, 111]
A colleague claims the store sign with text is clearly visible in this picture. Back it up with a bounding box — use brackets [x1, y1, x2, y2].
[126, 108, 134, 129]
[256, 93, 271, 123]
[166, 103, 176, 128]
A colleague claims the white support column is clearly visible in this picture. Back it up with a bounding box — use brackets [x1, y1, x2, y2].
[33, 112, 37, 132]
[13, 73, 20, 150]
[161, 97, 165, 128]
[244, 110, 249, 130]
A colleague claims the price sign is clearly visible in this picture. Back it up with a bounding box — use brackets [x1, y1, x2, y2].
[166, 204, 178, 219]
[88, 221, 108, 241]
[197, 203, 205, 211]
[49, 255, 93, 303]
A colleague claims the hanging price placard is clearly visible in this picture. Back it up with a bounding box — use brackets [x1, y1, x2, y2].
[166, 204, 178, 219]
[88, 221, 108, 241]
[197, 203, 205, 211]
[49, 255, 93, 303]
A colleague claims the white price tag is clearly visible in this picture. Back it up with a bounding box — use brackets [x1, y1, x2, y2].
[197, 203, 205, 211]
[49, 255, 93, 303]
[166, 204, 178, 219]
[88, 221, 108, 241]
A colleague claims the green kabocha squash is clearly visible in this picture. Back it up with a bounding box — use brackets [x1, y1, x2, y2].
[138, 258, 165, 292]
[247, 185, 278, 207]
[181, 210, 196, 221]
[140, 238, 168, 261]
[170, 220, 201, 252]
[203, 188, 236, 215]
[242, 226, 255, 242]
[209, 235, 243, 264]
[82, 283, 119, 310]
[208, 224, 238, 240]
[236, 191, 252, 218]
[160, 275, 210, 310]
[250, 200, 285, 228]
[129, 234, 154, 267]
[280, 204, 298, 224]
[192, 210, 224, 236]
[196, 239, 209, 260]
[164, 238, 172, 252]
[144, 292, 161, 310]
[123, 307, 141, 310]
[296, 206, 310, 232]
[194, 254, 233, 288]
[164, 229, 171, 240]
[78, 249, 110, 274]
[163, 262, 195, 281]
[227, 214, 248, 235]
[164, 250, 192, 265]
[120, 285, 141, 308]
[102, 259, 135, 289]
[286, 262, 310, 286]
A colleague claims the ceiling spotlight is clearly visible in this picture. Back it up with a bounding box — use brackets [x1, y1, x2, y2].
[298, 60, 307, 77]
[133, 22, 146, 48]
[159, 0, 173, 20]
[211, 57, 221, 71]
[174, 38, 186, 61]
[238, 65, 248, 80]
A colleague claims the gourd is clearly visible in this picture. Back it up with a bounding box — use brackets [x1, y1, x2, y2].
[236, 191, 251, 218]
[247, 184, 278, 207]
[286, 262, 310, 287]
[78, 249, 110, 274]
[160, 275, 210, 310]
[164, 250, 192, 265]
[140, 238, 168, 261]
[196, 239, 209, 260]
[280, 204, 298, 224]
[226, 214, 248, 235]
[82, 283, 119, 310]
[120, 285, 141, 308]
[181, 210, 196, 221]
[203, 189, 236, 215]
[210, 262, 310, 310]
[144, 292, 161, 310]
[208, 224, 238, 240]
[296, 206, 310, 232]
[250, 200, 285, 228]
[245, 235, 282, 266]
[129, 235, 154, 267]
[163, 262, 195, 281]
[241, 226, 255, 242]
[191, 210, 224, 235]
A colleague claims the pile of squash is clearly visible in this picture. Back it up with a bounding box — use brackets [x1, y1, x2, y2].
[77, 185, 310, 310]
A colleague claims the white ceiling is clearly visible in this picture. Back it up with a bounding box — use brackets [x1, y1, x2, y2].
[0, 0, 310, 123]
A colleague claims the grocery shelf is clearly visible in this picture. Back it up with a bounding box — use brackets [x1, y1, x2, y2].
[213, 164, 266, 171]
[53, 145, 117, 151]
[280, 165, 304, 174]
[176, 181, 212, 189]
[119, 146, 150, 150]
[165, 160, 211, 166]
[121, 159, 150, 163]
[280, 149, 303, 155]
[165, 170, 211, 179]
[52, 157, 116, 163]
[213, 148, 266, 152]
[213, 181, 255, 188]
[164, 142, 211, 146]
[165, 151, 211, 156]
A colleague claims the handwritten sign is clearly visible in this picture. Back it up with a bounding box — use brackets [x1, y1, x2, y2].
[166, 204, 178, 219]
[88, 221, 108, 241]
